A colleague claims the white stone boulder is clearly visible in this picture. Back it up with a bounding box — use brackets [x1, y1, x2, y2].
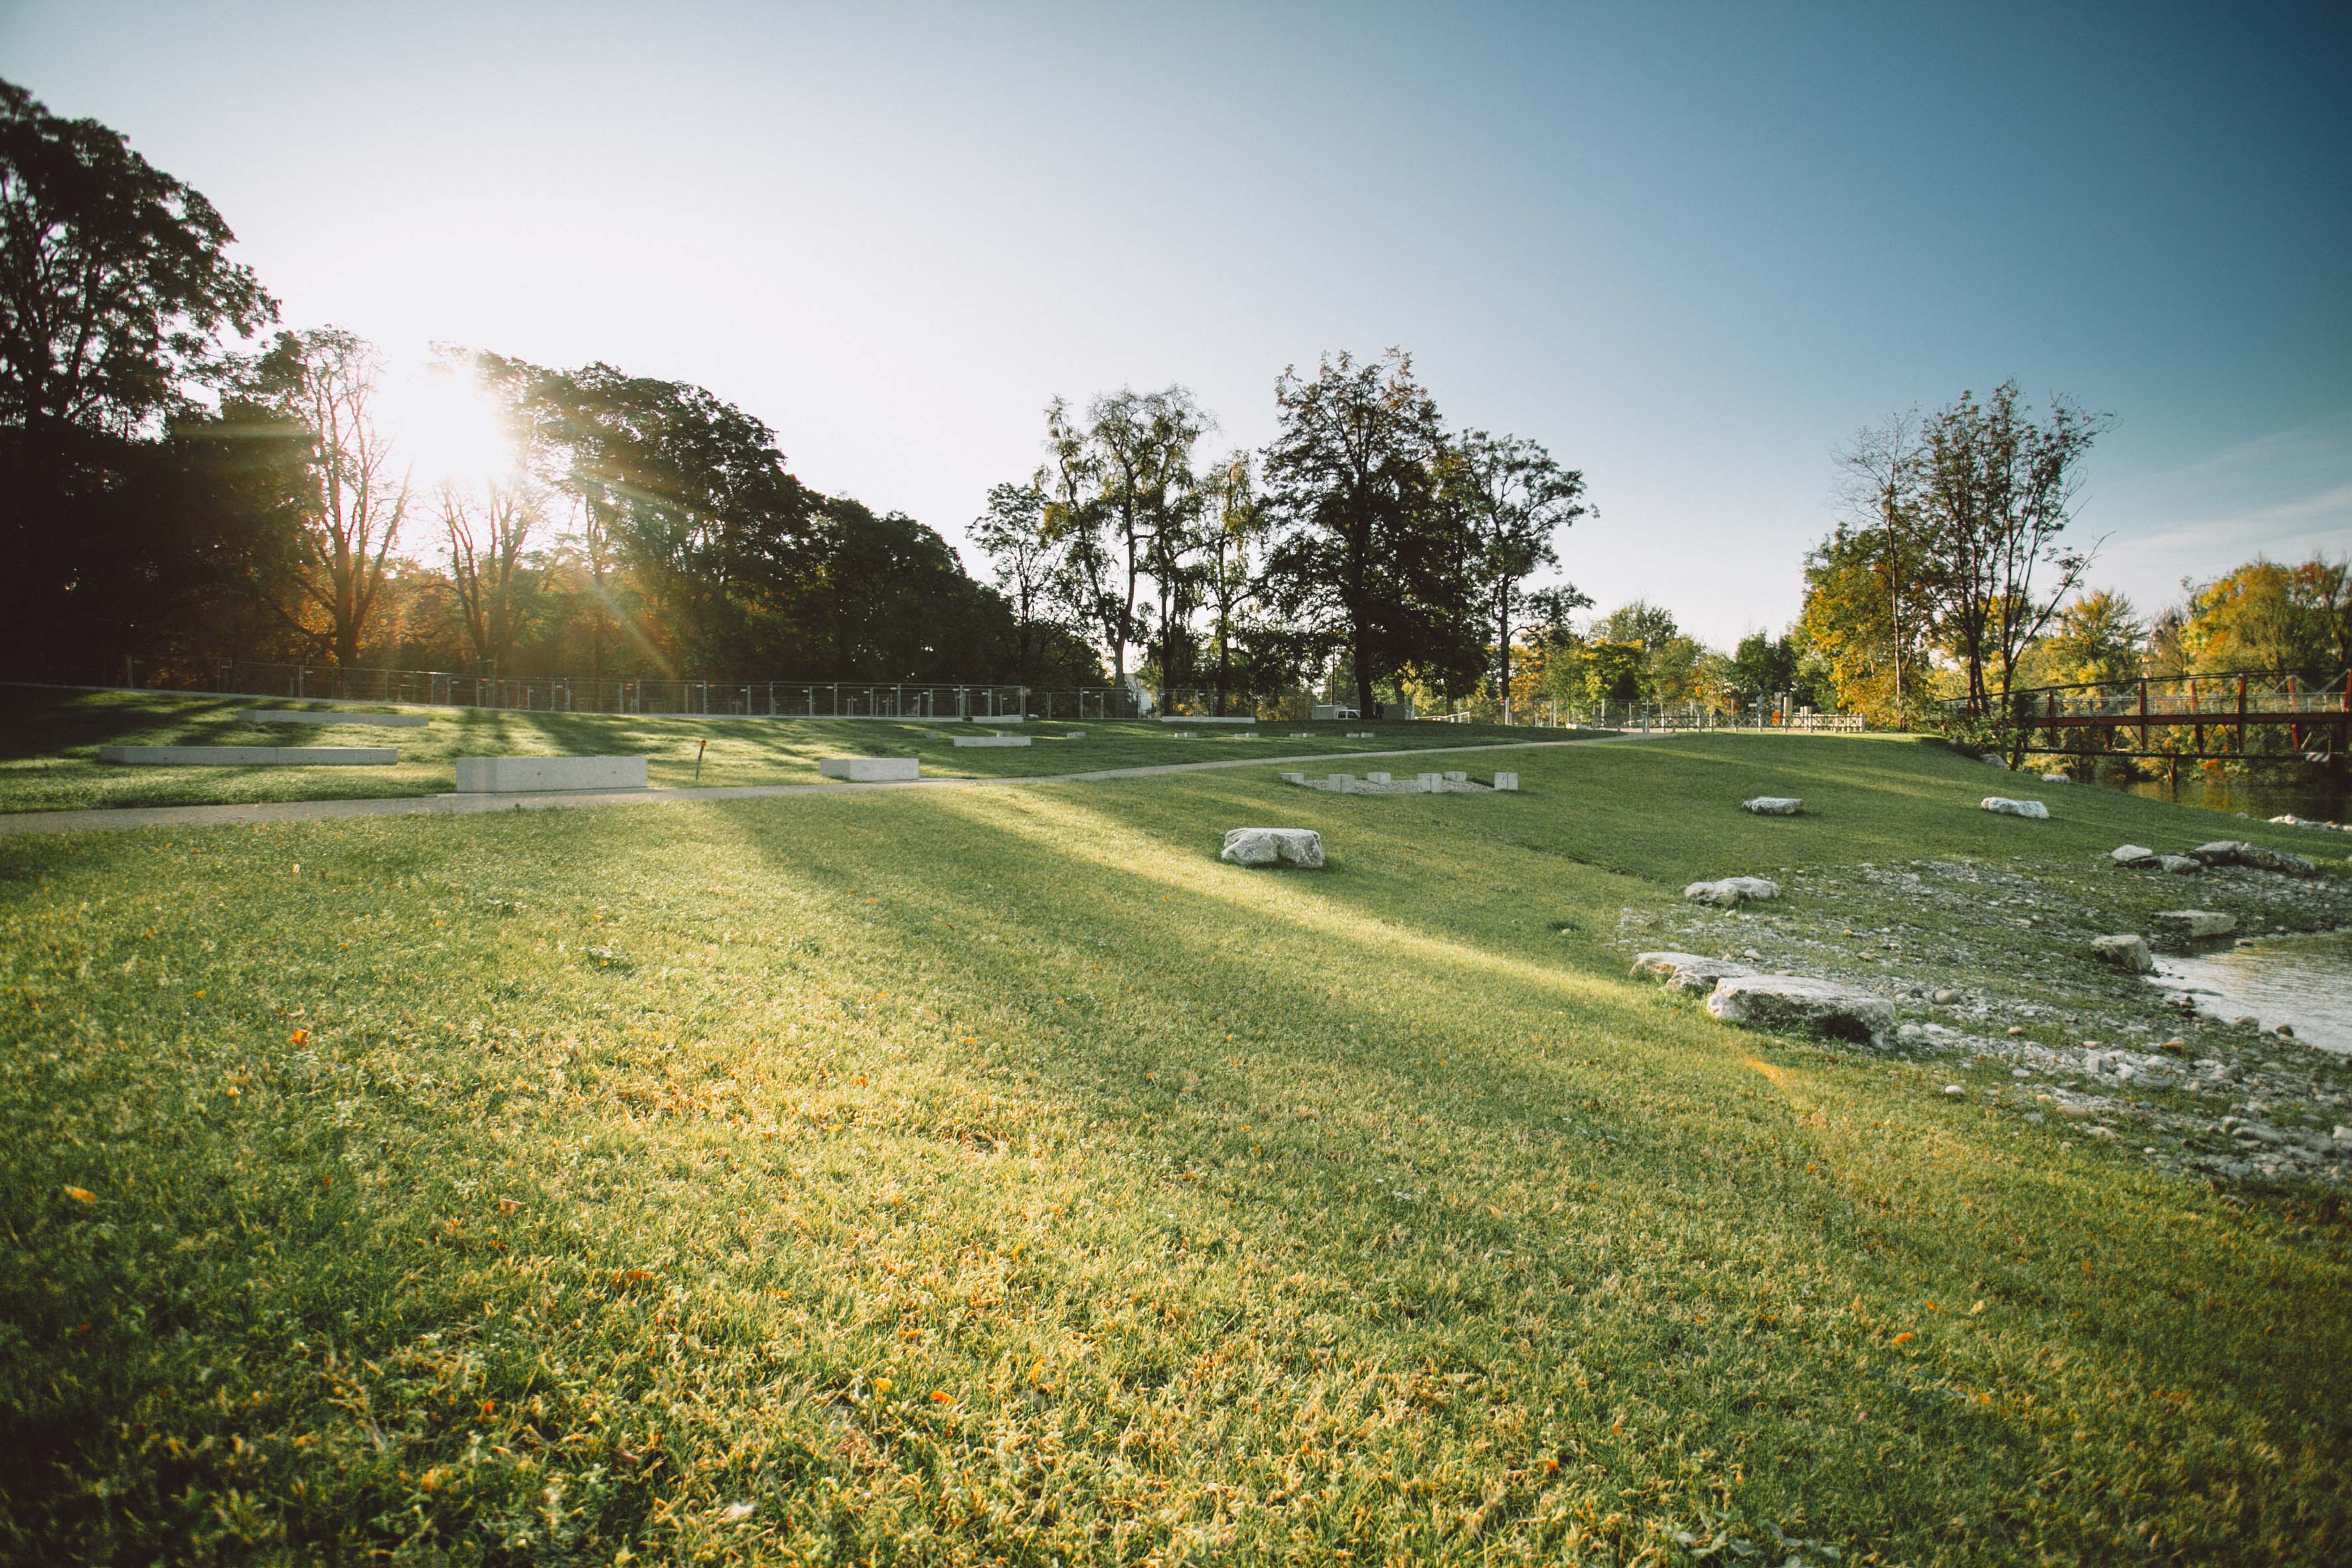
[1981, 797, 2050, 819]
[2158, 854, 2204, 875]
[452, 755, 645, 792]
[818, 756, 920, 782]
[2151, 910, 2236, 940]
[1705, 975, 1893, 1046]
[2110, 844, 2157, 868]
[2039, 772, 2071, 783]
[1632, 951, 1759, 994]
[1683, 876, 1782, 907]
[1742, 797, 1804, 815]
[1220, 827, 1324, 868]
[2187, 840, 2246, 864]
[2090, 934, 2156, 974]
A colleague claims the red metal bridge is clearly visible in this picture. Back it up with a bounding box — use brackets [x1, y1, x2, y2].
[1974, 670, 2350, 762]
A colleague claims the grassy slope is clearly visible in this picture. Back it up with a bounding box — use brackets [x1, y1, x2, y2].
[0, 688, 1544, 815]
[2, 735, 2348, 1564]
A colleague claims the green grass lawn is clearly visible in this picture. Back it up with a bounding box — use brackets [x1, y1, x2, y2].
[0, 687, 1556, 815]
[3, 734, 2349, 1563]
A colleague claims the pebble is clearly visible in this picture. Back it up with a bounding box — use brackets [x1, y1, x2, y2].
[1943, 1085, 1965, 1097]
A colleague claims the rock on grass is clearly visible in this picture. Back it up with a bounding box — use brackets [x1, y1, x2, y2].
[1705, 975, 1893, 1046]
[1683, 876, 1781, 907]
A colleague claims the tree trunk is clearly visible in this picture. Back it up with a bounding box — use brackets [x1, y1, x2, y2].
[1496, 583, 1512, 725]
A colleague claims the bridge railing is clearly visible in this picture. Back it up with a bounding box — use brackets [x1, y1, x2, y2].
[1953, 671, 2351, 722]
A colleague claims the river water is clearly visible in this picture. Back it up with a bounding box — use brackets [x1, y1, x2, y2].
[2120, 771, 2351, 826]
[2152, 930, 2352, 1056]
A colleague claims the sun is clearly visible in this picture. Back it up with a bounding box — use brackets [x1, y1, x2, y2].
[382, 359, 518, 490]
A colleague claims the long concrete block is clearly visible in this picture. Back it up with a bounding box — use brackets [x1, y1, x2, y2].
[239, 709, 429, 728]
[453, 755, 647, 793]
[98, 745, 398, 767]
[818, 756, 920, 781]
[1160, 716, 1255, 724]
[953, 735, 1032, 748]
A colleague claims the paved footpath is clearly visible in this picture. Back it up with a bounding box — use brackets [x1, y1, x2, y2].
[0, 738, 1652, 838]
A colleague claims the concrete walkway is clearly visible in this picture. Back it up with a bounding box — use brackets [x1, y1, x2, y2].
[0, 737, 1652, 837]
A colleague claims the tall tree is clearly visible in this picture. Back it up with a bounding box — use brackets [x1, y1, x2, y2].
[1833, 409, 1929, 716]
[1916, 381, 2109, 713]
[2036, 589, 2145, 688]
[1036, 397, 1117, 688]
[0, 77, 277, 672]
[1085, 386, 1207, 690]
[1260, 349, 1480, 717]
[242, 327, 410, 668]
[1199, 451, 1265, 716]
[437, 476, 540, 675]
[1794, 522, 1928, 726]
[972, 481, 1056, 680]
[1447, 430, 1589, 723]
[0, 78, 274, 436]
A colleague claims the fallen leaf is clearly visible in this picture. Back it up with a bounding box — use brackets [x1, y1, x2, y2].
[288, 1029, 310, 1046]
[62, 1186, 96, 1204]
[1893, 1332, 1916, 1346]
[717, 1502, 754, 1524]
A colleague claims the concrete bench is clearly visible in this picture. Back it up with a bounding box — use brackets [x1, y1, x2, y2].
[818, 757, 921, 781]
[453, 756, 647, 793]
[239, 710, 428, 728]
[953, 735, 1032, 747]
[99, 745, 398, 767]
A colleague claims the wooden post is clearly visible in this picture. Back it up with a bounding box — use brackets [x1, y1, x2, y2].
[2137, 678, 2148, 749]
[2236, 674, 2247, 756]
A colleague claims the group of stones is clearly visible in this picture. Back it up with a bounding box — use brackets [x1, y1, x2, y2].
[2089, 838, 2321, 976]
[1635, 801, 2352, 1181]
[1654, 795, 1906, 1044]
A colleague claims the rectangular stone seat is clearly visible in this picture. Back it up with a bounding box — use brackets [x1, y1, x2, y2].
[238, 709, 429, 728]
[953, 735, 1032, 747]
[1493, 772, 1520, 791]
[454, 755, 647, 793]
[99, 745, 398, 767]
[817, 756, 921, 781]
[1366, 771, 1391, 784]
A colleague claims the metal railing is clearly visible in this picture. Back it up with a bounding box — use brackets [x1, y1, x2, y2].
[103, 657, 1027, 720]
[1946, 670, 2351, 722]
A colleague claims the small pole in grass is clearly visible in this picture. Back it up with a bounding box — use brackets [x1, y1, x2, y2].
[694, 738, 706, 784]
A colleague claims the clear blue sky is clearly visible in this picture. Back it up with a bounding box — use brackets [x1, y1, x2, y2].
[7, 0, 2347, 645]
